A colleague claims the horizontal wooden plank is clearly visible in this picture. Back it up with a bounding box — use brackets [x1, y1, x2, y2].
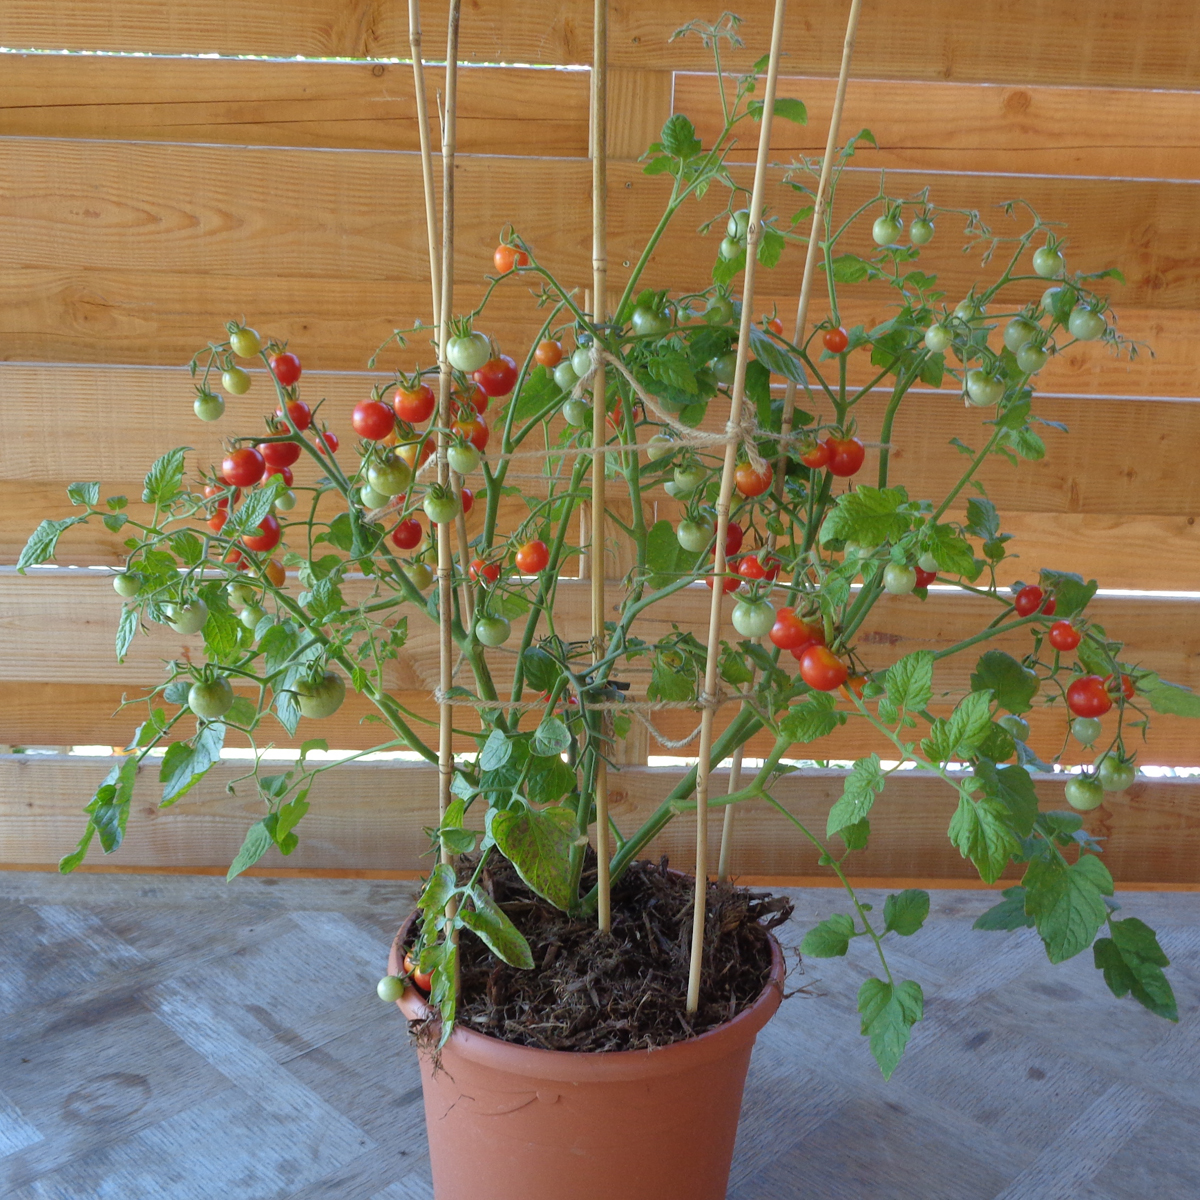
[677, 73, 1200, 180]
[0, 55, 590, 156]
[2, 755, 1194, 884]
[4, 1, 1200, 90]
[8, 681, 1200, 769]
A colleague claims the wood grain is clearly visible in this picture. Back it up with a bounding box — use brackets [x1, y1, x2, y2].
[2, 753, 1195, 883]
[4, 0, 1200, 88]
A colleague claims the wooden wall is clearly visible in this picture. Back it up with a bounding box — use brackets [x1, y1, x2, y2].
[1, 0, 1197, 881]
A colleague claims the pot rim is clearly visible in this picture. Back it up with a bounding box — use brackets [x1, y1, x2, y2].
[389, 912, 785, 1083]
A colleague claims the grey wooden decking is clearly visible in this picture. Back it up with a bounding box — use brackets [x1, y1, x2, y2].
[0, 872, 1196, 1199]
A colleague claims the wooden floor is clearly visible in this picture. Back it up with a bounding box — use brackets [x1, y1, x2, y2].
[0, 873, 1196, 1200]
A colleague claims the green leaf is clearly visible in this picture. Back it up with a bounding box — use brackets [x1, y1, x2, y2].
[525, 753, 578, 806]
[489, 805, 577, 912]
[1039, 569, 1098, 619]
[948, 793, 1018, 884]
[885, 651, 934, 713]
[89, 756, 138, 853]
[159, 721, 225, 807]
[647, 352, 698, 395]
[883, 890, 930, 937]
[1144, 679, 1200, 719]
[748, 326, 805, 383]
[103, 512, 129, 533]
[965, 497, 1000, 541]
[480, 728, 513, 772]
[974, 761, 1039, 837]
[819, 487, 913, 548]
[824, 254, 871, 283]
[973, 886, 1035, 931]
[106, 495, 128, 511]
[839, 818, 870, 851]
[757, 226, 786, 269]
[227, 820, 274, 880]
[971, 651, 1039, 716]
[918, 353, 944, 388]
[226, 485, 279, 539]
[748, 96, 807, 124]
[858, 978, 923, 1080]
[460, 887, 534, 969]
[142, 447, 188, 505]
[1094, 917, 1177, 1022]
[521, 646, 561, 693]
[925, 524, 978, 578]
[923, 690, 994, 761]
[532, 715, 571, 757]
[649, 656, 695, 703]
[660, 113, 701, 159]
[169, 530, 204, 567]
[115, 605, 140, 663]
[645, 519, 685, 590]
[826, 754, 885, 836]
[260, 623, 301, 677]
[67, 481, 100, 507]
[224, 696, 259, 729]
[418, 862, 458, 916]
[272, 796, 309, 845]
[800, 913, 855, 957]
[17, 516, 87, 572]
[1023, 853, 1113, 963]
[780, 693, 845, 744]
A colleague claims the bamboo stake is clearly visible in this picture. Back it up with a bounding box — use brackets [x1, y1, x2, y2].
[590, 0, 612, 933]
[687, 0, 789, 1014]
[716, 0, 865, 884]
[408, 0, 440, 332]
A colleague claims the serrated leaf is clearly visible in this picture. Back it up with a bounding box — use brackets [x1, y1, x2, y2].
[965, 497, 1000, 541]
[748, 326, 805, 382]
[159, 721, 225, 807]
[948, 793, 1019, 884]
[660, 113, 701, 159]
[974, 761, 1039, 837]
[67, 481, 100, 507]
[480, 728, 513, 772]
[17, 516, 87, 572]
[839, 818, 870, 851]
[926, 524, 978, 578]
[826, 755, 885, 836]
[819, 487, 913, 548]
[780, 693, 845, 744]
[645, 519, 685, 590]
[418, 862, 458, 916]
[757, 226, 786, 269]
[169, 530, 204, 566]
[1094, 917, 1177, 1022]
[1023, 854, 1113, 963]
[532, 715, 571, 757]
[226, 485, 278, 539]
[91, 757, 138, 853]
[973, 886, 1035, 931]
[824, 254, 870, 283]
[142, 447, 188, 505]
[489, 805, 576, 911]
[800, 913, 855, 957]
[885, 651, 934, 713]
[858, 978, 923, 1080]
[971, 651, 1039, 716]
[115, 605, 140, 663]
[883, 890, 930, 937]
[227, 821, 274, 880]
[460, 887, 534, 969]
[1145, 680, 1200, 718]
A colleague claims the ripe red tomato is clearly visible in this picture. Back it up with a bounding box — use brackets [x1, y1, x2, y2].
[319, 430, 339, 455]
[352, 399, 395, 441]
[799, 440, 831, 470]
[455, 381, 489, 415]
[390, 519, 423, 550]
[737, 553, 780, 583]
[770, 607, 823, 651]
[394, 383, 436, 424]
[460, 487, 474, 514]
[452, 415, 489, 452]
[494, 244, 530, 273]
[469, 558, 500, 586]
[723, 521, 744, 557]
[705, 570, 741, 593]
[734, 462, 773, 497]
[222, 447, 266, 487]
[259, 439, 301, 470]
[535, 340, 563, 368]
[822, 326, 849, 353]
[1067, 675, 1113, 718]
[262, 463, 293, 486]
[204, 483, 241, 509]
[824, 436, 865, 477]
[270, 351, 302, 386]
[515, 539, 550, 573]
[242, 513, 282, 552]
[1105, 673, 1136, 701]
[915, 567, 937, 588]
[766, 317, 784, 336]
[474, 355, 518, 398]
[223, 545, 245, 568]
[1014, 585, 1055, 617]
[1048, 621, 1081, 652]
[208, 510, 228, 533]
[276, 400, 312, 431]
[798, 645, 848, 691]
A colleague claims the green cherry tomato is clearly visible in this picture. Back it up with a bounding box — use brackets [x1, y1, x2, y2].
[731, 599, 776, 638]
[229, 326, 262, 358]
[447, 443, 481, 475]
[408, 561, 434, 590]
[368, 458, 413, 497]
[710, 352, 738, 385]
[165, 601, 209, 635]
[112, 571, 141, 597]
[631, 305, 672, 337]
[446, 331, 491, 373]
[1097, 755, 1137, 793]
[676, 519, 711, 553]
[228, 581, 257, 607]
[924, 324, 952, 353]
[1004, 317, 1042, 352]
[916, 551, 939, 573]
[240, 605, 266, 631]
[727, 209, 750, 240]
[423, 489, 460, 524]
[1068, 306, 1106, 341]
[553, 361, 579, 391]
[1033, 244, 1064, 279]
[296, 671, 347, 719]
[673, 465, 707, 495]
[1041, 285, 1076, 317]
[954, 298, 986, 322]
[1065, 776, 1105, 811]
[358, 485, 392, 510]
[646, 433, 676, 461]
[194, 391, 225, 422]
[1016, 343, 1049, 374]
[998, 713, 1031, 742]
[872, 215, 902, 245]
[475, 615, 512, 647]
[705, 295, 735, 325]
[189, 676, 234, 720]
[377, 975, 405, 1003]
[563, 398, 592, 427]
[1071, 716, 1103, 745]
[966, 370, 1005, 407]
[882, 563, 917, 595]
[909, 216, 934, 245]
[221, 366, 251, 396]
[571, 347, 592, 377]
[718, 237, 742, 262]
[274, 488, 297, 513]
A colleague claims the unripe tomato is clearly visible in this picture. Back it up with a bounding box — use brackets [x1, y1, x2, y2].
[189, 676, 234, 720]
[554, 360, 579, 391]
[571, 347, 592, 377]
[1067, 675, 1113, 718]
[673, 465, 707, 494]
[563, 398, 592, 426]
[474, 616, 512, 647]
[825, 436, 865, 477]
[1016, 344, 1049, 374]
[352, 399, 395, 441]
[194, 392, 225, 422]
[872, 215, 902, 245]
[646, 433, 676, 461]
[377, 975, 406, 1003]
[718, 236, 741, 262]
[631, 305, 672, 337]
[710, 352, 738, 385]
[446, 332, 491, 373]
[270, 351, 302, 386]
[113, 571, 141, 597]
[734, 462, 773, 497]
[276, 400, 312, 431]
[391, 519, 423, 550]
[924, 324, 952, 353]
[259, 439, 301, 470]
[229, 326, 262, 358]
[228, 581, 257, 607]
[222, 447, 266, 487]
[242, 513, 282, 553]
[240, 604, 266, 631]
[264, 559, 287, 588]
[883, 563, 917, 595]
[295, 671, 346, 719]
[423, 487, 460, 524]
[534, 339, 563, 368]
[822, 326, 849, 354]
[1097, 755, 1136, 793]
[1032, 244, 1064, 279]
[165, 600, 209, 635]
[394, 382, 436, 424]
[677, 520, 710, 553]
[515, 539, 550, 574]
[474, 355, 518, 397]
[799, 645, 849, 691]
[1065, 776, 1104, 811]
[1048, 621, 1082, 652]
[1068, 307, 1106, 342]
[222, 367, 252, 396]
[494, 244, 529, 273]
[359, 485, 391, 510]
[1071, 716, 1102, 745]
[909, 216, 934, 245]
[731, 599, 776, 638]
[997, 713, 1031, 742]
[447, 443, 481, 475]
[769, 607, 823, 651]
[1004, 317, 1041, 353]
[368, 457, 413, 497]
[966, 370, 1005, 407]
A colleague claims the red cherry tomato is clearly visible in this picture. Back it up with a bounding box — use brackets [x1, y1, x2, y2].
[1014, 585, 1055, 617]
[276, 400, 312, 431]
[460, 487, 474, 515]
[454, 381, 489, 415]
[515, 539, 550, 573]
[722, 521, 744, 557]
[222, 447, 266, 488]
[1067, 675, 1113, 718]
[799, 440, 832, 470]
[319, 431, 339, 455]
[766, 317, 784, 336]
[734, 462, 773, 497]
[352, 399, 395, 441]
[494, 244, 530, 273]
[1105, 673, 1136, 701]
[534, 340, 563, 368]
[390, 519, 423, 550]
[204, 483, 241, 510]
[242, 513, 282, 552]
[394, 382, 437, 424]
[223, 545, 246, 569]
[403, 950, 433, 992]
[473, 355, 518, 398]
[705, 570, 741, 593]
[208, 510, 228, 533]
[452, 416, 489, 452]
[269, 351, 302, 386]
[262, 463, 293, 486]
[469, 558, 500, 586]
[258, 439, 301, 470]
[769, 607, 823, 651]
[798, 645, 849, 692]
[914, 567, 937, 589]
[824, 436, 865, 478]
[1048, 621, 1082, 652]
[822, 326, 849, 353]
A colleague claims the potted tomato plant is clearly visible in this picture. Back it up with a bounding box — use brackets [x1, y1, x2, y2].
[20, 14, 1194, 1200]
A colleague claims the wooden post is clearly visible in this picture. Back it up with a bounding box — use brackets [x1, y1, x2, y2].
[687, 0, 788, 1014]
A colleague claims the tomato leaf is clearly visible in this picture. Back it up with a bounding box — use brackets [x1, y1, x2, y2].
[948, 793, 1019, 884]
[645, 519, 684, 590]
[826, 755, 885, 836]
[748, 96, 807, 124]
[418, 862, 458, 917]
[965, 497, 1000, 542]
[480, 729, 513, 772]
[17, 515, 88, 573]
[521, 646, 561, 693]
[660, 113, 701, 160]
[488, 805, 577, 912]
[1144, 678, 1200, 719]
[923, 690, 993, 761]
[748, 326, 805, 383]
[823, 254, 871, 283]
[800, 913, 855, 957]
[226, 820, 274, 880]
[973, 761, 1039, 837]
[884, 651, 934, 713]
[142, 447, 189, 505]
[1022, 853, 1113, 963]
[970, 650, 1039, 716]
[532, 715, 571, 757]
[1094, 917, 1177, 1021]
[525, 753, 577, 806]
[1038, 569, 1097, 619]
[226, 485, 278, 539]
[159, 721, 225, 807]
[780, 693, 844, 745]
[757, 226, 787, 269]
[973, 885, 1035, 931]
[925, 524, 978, 578]
[89, 756, 139, 854]
[115, 605, 140, 664]
[883, 889, 930, 937]
[460, 887, 534, 969]
[67, 481, 100, 507]
[819, 486, 913, 548]
[858, 978, 923, 1080]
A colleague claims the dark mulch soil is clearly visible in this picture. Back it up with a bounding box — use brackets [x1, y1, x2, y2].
[418, 854, 794, 1053]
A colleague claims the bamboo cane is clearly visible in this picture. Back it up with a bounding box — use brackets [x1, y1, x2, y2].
[408, 0, 440, 332]
[590, 0, 612, 933]
[716, 0, 865, 884]
[687, 0, 789, 1014]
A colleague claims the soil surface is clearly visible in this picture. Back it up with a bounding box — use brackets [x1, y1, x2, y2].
[418, 854, 793, 1053]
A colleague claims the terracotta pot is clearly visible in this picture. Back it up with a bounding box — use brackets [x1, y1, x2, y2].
[388, 912, 784, 1200]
